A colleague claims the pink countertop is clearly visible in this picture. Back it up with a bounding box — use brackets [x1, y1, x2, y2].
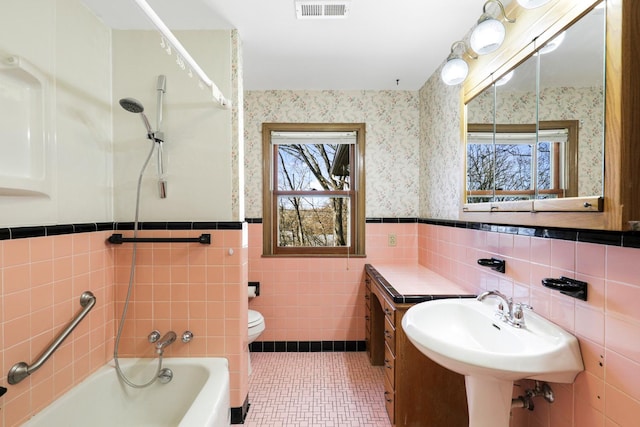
[366, 264, 475, 304]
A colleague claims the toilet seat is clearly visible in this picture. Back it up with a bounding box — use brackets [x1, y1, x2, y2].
[248, 309, 264, 327]
[247, 309, 266, 375]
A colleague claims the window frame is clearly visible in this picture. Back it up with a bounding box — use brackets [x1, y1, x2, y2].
[466, 120, 578, 202]
[262, 122, 366, 257]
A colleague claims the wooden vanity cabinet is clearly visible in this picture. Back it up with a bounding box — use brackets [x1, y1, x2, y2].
[364, 271, 469, 427]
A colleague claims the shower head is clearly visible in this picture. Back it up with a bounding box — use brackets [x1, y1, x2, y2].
[119, 97, 153, 136]
[119, 97, 144, 113]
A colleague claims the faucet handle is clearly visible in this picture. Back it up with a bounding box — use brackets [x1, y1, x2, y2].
[148, 330, 161, 343]
[497, 297, 513, 313]
[182, 331, 194, 343]
[513, 304, 524, 319]
[511, 303, 532, 327]
[514, 302, 533, 313]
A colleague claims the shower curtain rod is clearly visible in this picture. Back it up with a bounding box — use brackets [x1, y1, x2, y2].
[134, 0, 231, 109]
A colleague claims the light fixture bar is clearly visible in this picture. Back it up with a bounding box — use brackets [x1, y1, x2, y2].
[134, 0, 231, 108]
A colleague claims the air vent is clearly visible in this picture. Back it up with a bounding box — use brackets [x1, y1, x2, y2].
[295, 1, 351, 19]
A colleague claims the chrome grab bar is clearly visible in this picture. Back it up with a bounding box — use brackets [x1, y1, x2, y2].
[7, 291, 96, 385]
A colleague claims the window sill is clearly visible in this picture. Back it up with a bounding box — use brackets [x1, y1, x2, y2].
[261, 253, 367, 258]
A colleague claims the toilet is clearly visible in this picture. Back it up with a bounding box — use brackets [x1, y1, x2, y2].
[248, 309, 265, 344]
[247, 309, 265, 376]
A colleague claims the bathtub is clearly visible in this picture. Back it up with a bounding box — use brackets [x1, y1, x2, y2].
[22, 358, 230, 427]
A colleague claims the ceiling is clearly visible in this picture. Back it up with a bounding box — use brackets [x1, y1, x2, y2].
[81, 0, 486, 91]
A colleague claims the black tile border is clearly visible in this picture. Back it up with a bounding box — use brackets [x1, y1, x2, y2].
[0, 223, 115, 241]
[249, 340, 366, 353]
[0, 221, 244, 241]
[11, 226, 46, 239]
[231, 394, 249, 424]
[45, 224, 74, 236]
[623, 233, 640, 248]
[114, 221, 244, 231]
[362, 216, 640, 249]
[416, 218, 640, 249]
[366, 217, 419, 224]
[2, 218, 639, 249]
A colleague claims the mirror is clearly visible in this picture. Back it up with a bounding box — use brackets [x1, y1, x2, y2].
[466, 81, 495, 204]
[538, 4, 605, 198]
[464, 2, 606, 209]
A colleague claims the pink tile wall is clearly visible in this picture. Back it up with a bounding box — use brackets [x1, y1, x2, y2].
[7, 221, 635, 426]
[1, 232, 113, 427]
[1, 227, 248, 427]
[418, 223, 640, 427]
[247, 222, 418, 341]
[111, 229, 248, 408]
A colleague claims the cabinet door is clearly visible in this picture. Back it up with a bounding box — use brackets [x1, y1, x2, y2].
[537, 5, 606, 200]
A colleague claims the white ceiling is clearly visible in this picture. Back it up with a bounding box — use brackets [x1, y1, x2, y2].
[81, 0, 486, 91]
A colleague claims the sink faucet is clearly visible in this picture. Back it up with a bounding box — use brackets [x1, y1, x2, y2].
[478, 290, 511, 315]
[477, 290, 523, 327]
[155, 331, 177, 354]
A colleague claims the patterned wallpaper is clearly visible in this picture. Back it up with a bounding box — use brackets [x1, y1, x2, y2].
[242, 76, 603, 220]
[231, 29, 244, 220]
[542, 87, 604, 196]
[243, 90, 420, 218]
[418, 71, 464, 219]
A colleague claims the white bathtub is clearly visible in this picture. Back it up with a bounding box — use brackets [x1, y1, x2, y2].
[22, 358, 230, 427]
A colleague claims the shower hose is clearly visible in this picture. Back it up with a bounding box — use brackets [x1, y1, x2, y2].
[113, 141, 165, 388]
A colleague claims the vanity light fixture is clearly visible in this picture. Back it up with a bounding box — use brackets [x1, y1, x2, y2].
[469, 0, 515, 55]
[516, 0, 553, 8]
[441, 41, 477, 86]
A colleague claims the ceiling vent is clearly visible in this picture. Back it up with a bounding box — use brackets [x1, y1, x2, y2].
[295, 1, 351, 19]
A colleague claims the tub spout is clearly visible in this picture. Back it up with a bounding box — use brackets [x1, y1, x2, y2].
[155, 331, 177, 354]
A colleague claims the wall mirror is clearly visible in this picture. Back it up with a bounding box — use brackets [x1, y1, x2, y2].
[463, 1, 606, 213]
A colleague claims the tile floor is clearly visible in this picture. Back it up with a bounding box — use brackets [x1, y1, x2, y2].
[244, 352, 392, 427]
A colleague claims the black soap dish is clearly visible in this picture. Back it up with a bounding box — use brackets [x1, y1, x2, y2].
[477, 258, 506, 274]
[542, 277, 587, 301]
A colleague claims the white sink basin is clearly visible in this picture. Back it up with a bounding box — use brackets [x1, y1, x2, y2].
[401, 297, 583, 427]
[402, 297, 583, 382]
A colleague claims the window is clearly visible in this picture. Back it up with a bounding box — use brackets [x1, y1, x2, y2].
[466, 121, 578, 203]
[262, 123, 365, 256]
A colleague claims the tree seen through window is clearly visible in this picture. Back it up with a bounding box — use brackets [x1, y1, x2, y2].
[262, 123, 365, 257]
[276, 143, 350, 247]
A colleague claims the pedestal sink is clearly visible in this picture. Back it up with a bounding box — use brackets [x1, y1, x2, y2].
[401, 296, 583, 427]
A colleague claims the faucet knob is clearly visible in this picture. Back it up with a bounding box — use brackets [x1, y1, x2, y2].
[511, 303, 532, 327]
[497, 298, 513, 315]
[148, 330, 161, 343]
[182, 331, 194, 343]
[513, 304, 524, 319]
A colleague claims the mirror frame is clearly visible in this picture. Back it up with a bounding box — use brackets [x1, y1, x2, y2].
[459, 0, 640, 231]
